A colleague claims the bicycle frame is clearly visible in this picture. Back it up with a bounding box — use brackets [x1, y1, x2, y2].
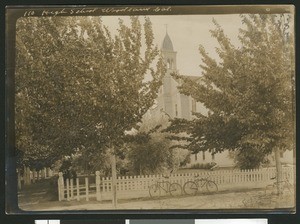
[195, 178, 208, 188]
[265, 176, 293, 195]
[154, 180, 171, 193]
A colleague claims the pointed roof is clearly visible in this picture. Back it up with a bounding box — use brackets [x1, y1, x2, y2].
[161, 32, 174, 51]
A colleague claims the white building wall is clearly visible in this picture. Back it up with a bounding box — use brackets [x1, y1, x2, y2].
[188, 151, 235, 168]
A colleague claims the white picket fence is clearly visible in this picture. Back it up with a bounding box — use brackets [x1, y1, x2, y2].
[58, 166, 294, 201]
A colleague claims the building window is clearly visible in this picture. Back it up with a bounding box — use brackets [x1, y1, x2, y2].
[195, 153, 197, 161]
[202, 151, 205, 161]
[212, 153, 215, 160]
[167, 59, 173, 69]
[175, 104, 178, 116]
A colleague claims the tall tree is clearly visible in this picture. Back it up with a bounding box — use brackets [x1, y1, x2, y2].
[166, 14, 294, 190]
[15, 16, 166, 186]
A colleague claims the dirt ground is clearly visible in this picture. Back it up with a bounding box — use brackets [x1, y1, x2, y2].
[19, 188, 295, 212]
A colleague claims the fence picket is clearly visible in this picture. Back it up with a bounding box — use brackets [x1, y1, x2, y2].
[57, 166, 294, 202]
[66, 179, 70, 201]
[85, 177, 89, 201]
[76, 178, 80, 201]
[70, 179, 74, 199]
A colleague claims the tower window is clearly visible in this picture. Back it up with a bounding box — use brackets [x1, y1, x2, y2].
[175, 104, 178, 116]
[212, 153, 215, 160]
[202, 151, 205, 161]
[167, 59, 173, 69]
[195, 153, 197, 161]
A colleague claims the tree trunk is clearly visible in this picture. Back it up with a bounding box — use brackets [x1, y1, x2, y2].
[32, 169, 36, 183]
[37, 170, 40, 181]
[274, 147, 283, 195]
[41, 168, 46, 179]
[24, 166, 31, 185]
[110, 148, 117, 208]
[17, 169, 22, 190]
[139, 164, 142, 176]
[46, 167, 50, 178]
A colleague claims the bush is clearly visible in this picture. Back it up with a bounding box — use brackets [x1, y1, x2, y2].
[190, 162, 217, 170]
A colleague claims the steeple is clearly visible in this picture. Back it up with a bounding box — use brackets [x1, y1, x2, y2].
[161, 32, 174, 51]
[159, 28, 178, 119]
[161, 29, 177, 70]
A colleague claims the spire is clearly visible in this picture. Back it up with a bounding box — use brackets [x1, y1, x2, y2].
[161, 27, 174, 51]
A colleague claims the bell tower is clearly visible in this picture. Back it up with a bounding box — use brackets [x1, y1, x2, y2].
[161, 30, 177, 72]
[160, 29, 178, 118]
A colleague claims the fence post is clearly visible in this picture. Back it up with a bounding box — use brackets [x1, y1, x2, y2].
[58, 172, 64, 201]
[70, 178, 74, 199]
[96, 171, 101, 201]
[85, 177, 89, 201]
[66, 179, 70, 201]
[76, 178, 80, 201]
[110, 152, 118, 208]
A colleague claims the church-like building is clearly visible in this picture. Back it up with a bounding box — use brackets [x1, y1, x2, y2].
[151, 31, 205, 120]
[146, 31, 294, 168]
[146, 31, 234, 167]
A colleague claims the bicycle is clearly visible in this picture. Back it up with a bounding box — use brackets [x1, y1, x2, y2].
[183, 174, 218, 195]
[265, 176, 293, 196]
[148, 175, 182, 198]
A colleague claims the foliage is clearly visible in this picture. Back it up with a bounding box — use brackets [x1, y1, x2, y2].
[15, 16, 166, 171]
[71, 148, 113, 175]
[166, 14, 295, 169]
[125, 112, 189, 175]
[231, 147, 270, 170]
[190, 162, 217, 170]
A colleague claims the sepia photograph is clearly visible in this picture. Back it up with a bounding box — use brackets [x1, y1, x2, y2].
[6, 5, 295, 212]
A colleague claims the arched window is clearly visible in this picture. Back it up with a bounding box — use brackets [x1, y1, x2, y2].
[167, 59, 173, 69]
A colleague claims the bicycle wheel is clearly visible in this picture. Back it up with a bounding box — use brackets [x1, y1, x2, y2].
[183, 181, 198, 195]
[169, 183, 182, 197]
[149, 184, 160, 198]
[206, 180, 218, 193]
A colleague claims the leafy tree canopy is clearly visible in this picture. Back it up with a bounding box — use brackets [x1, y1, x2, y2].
[15, 16, 166, 169]
[166, 14, 295, 168]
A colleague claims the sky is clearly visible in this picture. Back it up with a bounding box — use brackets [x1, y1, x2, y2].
[101, 14, 242, 76]
[101, 13, 294, 77]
